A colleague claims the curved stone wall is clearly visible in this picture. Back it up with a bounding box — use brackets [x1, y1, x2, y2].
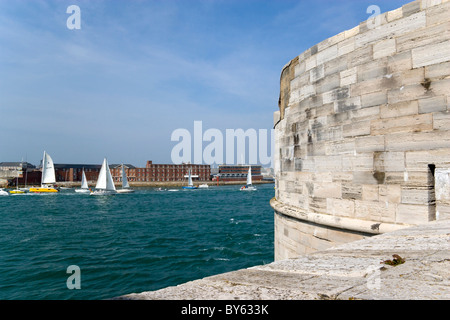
[272, 0, 450, 260]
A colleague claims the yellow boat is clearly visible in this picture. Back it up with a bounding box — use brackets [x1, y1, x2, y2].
[29, 187, 58, 193]
[29, 151, 59, 194]
[10, 189, 25, 194]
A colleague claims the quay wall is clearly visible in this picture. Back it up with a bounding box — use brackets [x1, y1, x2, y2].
[272, 0, 450, 260]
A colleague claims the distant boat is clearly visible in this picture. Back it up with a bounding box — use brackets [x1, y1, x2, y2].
[117, 164, 135, 194]
[29, 151, 59, 193]
[198, 184, 209, 188]
[10, 167, 25, 194]
[75, 169, 90, 194]
[0, 188, 9, 196]
[182, 168, 198, 189]
[90, 158, 117, 196]
[240, 166, 257, 191]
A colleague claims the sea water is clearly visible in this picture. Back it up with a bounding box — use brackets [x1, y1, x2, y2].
[0, 183, 274, 300]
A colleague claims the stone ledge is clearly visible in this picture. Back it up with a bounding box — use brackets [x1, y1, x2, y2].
[116, 219, 450, 300]
[270, 197, 414, 235]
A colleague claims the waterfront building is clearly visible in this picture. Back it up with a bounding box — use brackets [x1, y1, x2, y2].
[217, 165, 262, 182]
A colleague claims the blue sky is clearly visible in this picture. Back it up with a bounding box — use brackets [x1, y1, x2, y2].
[0, 0, 410, 167]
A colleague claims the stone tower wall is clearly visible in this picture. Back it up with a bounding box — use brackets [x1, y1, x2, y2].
[272, 0, 450, 260]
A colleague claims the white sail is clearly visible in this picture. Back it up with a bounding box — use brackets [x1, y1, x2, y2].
[96, 158, 116, 191]
[246, 166, 252, 185]
[81, 169, 88, 189]
[122, 164, 130, 189]
[188, 168, 193, 187]
[41, 151, 56, 186]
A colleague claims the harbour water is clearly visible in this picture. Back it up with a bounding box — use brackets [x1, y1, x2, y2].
[0, 183, 274, 300]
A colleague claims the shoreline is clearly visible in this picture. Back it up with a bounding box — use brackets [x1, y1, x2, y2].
[8, 180, 274, 188]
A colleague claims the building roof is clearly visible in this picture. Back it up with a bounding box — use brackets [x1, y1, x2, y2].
[54, 164, 102, 170]
[0, 162, 36, 168]
[109, 164, 136, 169]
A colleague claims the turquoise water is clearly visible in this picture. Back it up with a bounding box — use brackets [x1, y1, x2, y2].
[0, 183, 274, 300]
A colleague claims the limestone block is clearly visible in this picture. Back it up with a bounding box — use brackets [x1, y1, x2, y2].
[325, 139, 355, 155]
[373, 38, 396, 60]
[396, 204, 430, 224]
[380, 101, 418, 119]
[401, 186, 433, 204]
[347, 45, 373, 68]
[385, 130, 450, 151]
[341, 183, 362, 200]
[419, 96, 447, 113]
[435, 169, 450, 202]
[343, 120, 371, 138]
[426, 2, 450, 26]
[412, 40, 450, 68]
[342, 153, 374, 172]
[310, 64, 325, 83]
[327, 198, 355, 218]
[309, 197, 328, 215]
[352, 77, 392, 97]
[421, 0, 442, 9]
[379, 185, 402, 203]
[355, 11, 426, 48]
[387, 7, 403, 22]
[425, 61, 450, 79]
[324, 56, 348, 78]
[322, 87, 350, 104]
[334, 96, 362, 113]
[344, 25, 359, 39]
[402, 1, 421, 17]
[393, 68, 425, 87]
[316, 73, 340, 94]
[429, 78, 450, 97]
[314, 155, 343, 171]
[358, 58, 389, 82]
[337, 38, 355, 57]
[396, 21, 450, 53]
[433, 112, 450, 130]
[385, 171, 429, 186]
[316, 45, 338, 66]
[373, 151, 406, 172]
[370, 113, 433, 135]
[312, 182, 342, 198]
[355, 135, 385, 153]
[304, 55, 317, 72]
[405, 149, 450, 170]
[388, 50, 412, 73]
[436, 204, 450, 220]
[340, 67, 357, 86]
[349, 105, 380, 122]
[354, 200, 396, 222]
[353, 171, 385, 185]
[387, 84, 428, 105]
[361, 91, 387, 108]
[362, 185, 379, 201]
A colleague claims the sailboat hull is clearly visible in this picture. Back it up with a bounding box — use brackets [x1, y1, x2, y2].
[182, 186, 198, 189]
[117, 189, 135, 193]
[90, 190, 117, 196]
[74, 188, 91, 194]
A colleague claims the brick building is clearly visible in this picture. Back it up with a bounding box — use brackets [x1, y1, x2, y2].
[110, 161, 211, 182]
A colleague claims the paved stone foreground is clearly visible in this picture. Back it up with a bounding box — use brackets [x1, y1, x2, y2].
[117, 219, 449, 300]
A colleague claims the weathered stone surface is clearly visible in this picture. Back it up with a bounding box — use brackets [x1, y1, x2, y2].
[117, 220, 450, 300]
[274, 0, 450, 261]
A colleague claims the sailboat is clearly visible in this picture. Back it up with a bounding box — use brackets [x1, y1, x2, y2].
[75, 169, 90, 193]
[10, 166, 25, 194]
[90, 158, 117, 195]
[0, 188, 9, 196]
[29, 151, 59, 193]
[240, 166, 257, 191]
[182, 168, 198, 189]
[117, 164, 135, 193]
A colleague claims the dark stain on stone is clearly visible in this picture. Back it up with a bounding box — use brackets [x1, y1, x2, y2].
[421, 78, 431, 90]
[373, 171, 385, 184]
